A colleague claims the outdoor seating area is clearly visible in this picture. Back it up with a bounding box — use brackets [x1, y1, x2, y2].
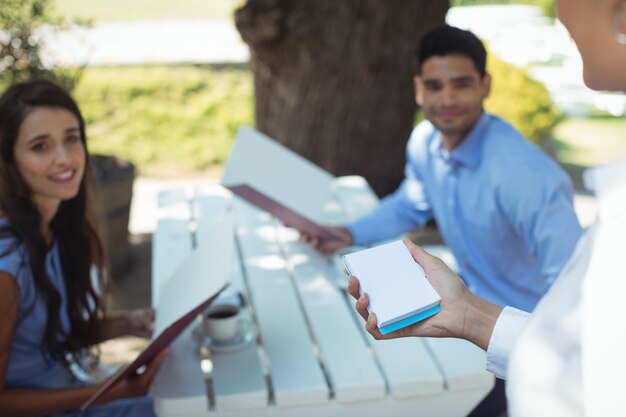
[4, 2, 623, 415]
[149, 127, 494, 416]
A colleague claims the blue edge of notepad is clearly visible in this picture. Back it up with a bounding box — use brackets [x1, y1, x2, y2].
[379, 305, 442, 335]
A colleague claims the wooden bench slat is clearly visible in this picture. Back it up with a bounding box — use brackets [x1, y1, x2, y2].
[151, 218, 193, 308]
[346, 306, 445, 398]
[424, 338, 494, 392]
[234, 199, 329, 408]
[278, 230, 386, 403]
[153, 325, 208, 416]
[191, 187, 269, 411]
[330, 176, 380, 221]
[152, 189, 194, 307]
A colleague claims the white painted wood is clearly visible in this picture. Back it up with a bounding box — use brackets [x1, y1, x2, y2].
[424, 338, 494, 392]
[277, 227, 386, 403]
[211, 343, 267, 411]
[221, 125, 334, 223]
[233, 198, 329, 407]
[152, 172, 494, 417]
[330, 176, 380, 221]
[191, 185, 269, 411]
[153, 186, 234, 333]
[152, 189, 193, 307]
[156, 187, 191, 209]
[158, 388, 490, 417]
[346, 306, 445, 399]
[152, 219, 193, 308]
[153, 324, 208, 417]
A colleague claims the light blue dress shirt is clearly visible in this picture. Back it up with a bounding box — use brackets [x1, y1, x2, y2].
[0, 225, 155, 416]
[347, 113, 582, 312]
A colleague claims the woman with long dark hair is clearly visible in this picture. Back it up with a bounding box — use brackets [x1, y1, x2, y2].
[0, 79, 166, 416]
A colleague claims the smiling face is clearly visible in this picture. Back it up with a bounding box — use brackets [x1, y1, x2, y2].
[414, 54, 491, 151]
[13, 106, 86, 217]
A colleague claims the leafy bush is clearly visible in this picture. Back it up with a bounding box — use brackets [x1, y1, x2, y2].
[451, 0, 555, 18]
[485, 52, 562, 147]
[73, 65, 254, 177]
[0, 0, 82, 90]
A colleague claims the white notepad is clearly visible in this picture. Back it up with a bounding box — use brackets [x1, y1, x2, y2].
[342, 240, 441, 334]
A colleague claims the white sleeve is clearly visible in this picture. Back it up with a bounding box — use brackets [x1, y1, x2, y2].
[486, 306, 531, 379]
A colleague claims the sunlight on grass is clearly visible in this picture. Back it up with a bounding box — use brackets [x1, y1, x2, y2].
[74, 65, 253, 177]
[53, 0, 243, 22]
[552, 118, 626, 167]
[551, 117, 626, 188]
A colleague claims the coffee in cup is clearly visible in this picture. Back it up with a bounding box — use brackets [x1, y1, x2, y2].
[203, 304, 241, 343]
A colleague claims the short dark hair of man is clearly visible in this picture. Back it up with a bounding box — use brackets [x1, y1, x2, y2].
[415, 25, 487, 77]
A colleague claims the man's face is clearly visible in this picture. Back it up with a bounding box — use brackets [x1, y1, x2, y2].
[414, 54, 491, 149]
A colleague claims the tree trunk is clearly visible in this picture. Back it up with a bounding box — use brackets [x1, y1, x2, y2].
[235, 0, 448, 196]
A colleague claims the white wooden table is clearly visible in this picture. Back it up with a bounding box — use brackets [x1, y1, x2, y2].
[150, 174, 494, 417]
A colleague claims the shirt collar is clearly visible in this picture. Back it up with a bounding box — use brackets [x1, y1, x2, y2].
[429, 112, 491, 169]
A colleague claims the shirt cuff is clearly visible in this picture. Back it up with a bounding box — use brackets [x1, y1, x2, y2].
[346, 220, 367, 246]
[486, 306, 531, 379]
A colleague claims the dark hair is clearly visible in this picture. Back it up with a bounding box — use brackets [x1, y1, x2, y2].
[415, 25, 487, 77]
[0, 79, 106, 365]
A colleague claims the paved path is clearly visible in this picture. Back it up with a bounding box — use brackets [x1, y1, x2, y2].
[39, 5, 625, 116]
[41, 18, 249, 66]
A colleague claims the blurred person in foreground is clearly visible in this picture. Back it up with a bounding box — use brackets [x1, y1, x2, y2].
[349, 1, 626, 415]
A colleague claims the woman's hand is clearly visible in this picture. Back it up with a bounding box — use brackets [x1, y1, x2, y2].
[99, 348, 169, 403]
[125, 308, 155, 339]
[97, 309, 155, 342]
[347, 238, 502, 350]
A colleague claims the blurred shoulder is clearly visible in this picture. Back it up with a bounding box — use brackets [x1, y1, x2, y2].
[407, 119, 437, 153]
[484, 115, 568, 184]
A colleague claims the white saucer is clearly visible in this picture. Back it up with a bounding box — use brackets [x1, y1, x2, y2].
[193, 320, 257, 353]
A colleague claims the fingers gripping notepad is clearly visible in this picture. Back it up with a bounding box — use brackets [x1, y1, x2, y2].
[342, 240, 441, 335]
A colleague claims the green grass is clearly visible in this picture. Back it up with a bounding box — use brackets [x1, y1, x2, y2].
[53, 0, 242, 22]
[73, 65, 253, 177]
[550, 117, 626, 188]
[30, 63, 626, 184]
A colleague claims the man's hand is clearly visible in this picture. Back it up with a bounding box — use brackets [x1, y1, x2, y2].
[299, 227, 353, 254]
[347, 238, 503, 350]
[348, 238, 470, 340]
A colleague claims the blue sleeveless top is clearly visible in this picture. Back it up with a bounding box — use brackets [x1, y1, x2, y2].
[0, 228, 156, 417]
[1, 234, 78, 389]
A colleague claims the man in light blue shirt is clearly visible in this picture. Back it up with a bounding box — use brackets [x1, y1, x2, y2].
[307, 25, 581, 313]
[302, 25, 582, 416]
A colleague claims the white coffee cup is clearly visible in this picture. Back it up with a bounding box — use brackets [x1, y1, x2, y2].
[203, 303, 242, 343]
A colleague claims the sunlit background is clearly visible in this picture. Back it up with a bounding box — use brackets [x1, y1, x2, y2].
[0, 0, 626, 232]
[3, 0, 624, 187]
[4, 0, 611, 367]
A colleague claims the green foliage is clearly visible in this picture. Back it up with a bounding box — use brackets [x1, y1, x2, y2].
[485, 53, 562, 146]
[73, 65, 253, 176]
[0, 0, 81, 90]
[451, 0, 555, 18]
[53, 0, 242, 22]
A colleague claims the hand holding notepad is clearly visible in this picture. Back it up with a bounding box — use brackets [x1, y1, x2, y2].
[343, 240, 441, 335]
